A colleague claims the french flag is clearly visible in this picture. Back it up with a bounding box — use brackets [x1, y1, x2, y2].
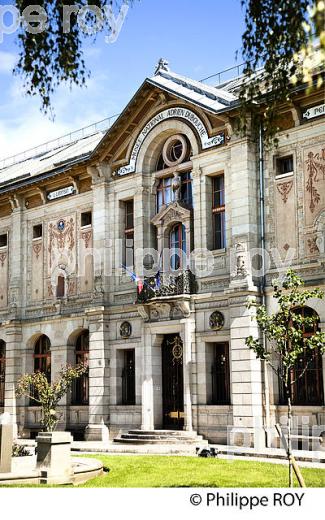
[122, 265, 144, 294]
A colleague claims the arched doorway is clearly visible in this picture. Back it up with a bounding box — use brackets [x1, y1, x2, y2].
[162, 334, 184, 430]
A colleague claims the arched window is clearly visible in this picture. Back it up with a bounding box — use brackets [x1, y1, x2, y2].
[280, 307, 324, 405]
[32, 335, 51, 405]
[0, 340, 5, 407]
[170, 224, 186, 271]
[72, 331, 89, 405]
[34, 335, 51, 380]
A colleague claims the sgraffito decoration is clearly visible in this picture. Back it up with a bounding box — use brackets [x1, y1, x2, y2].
[305, 148, 325, 213]
[81, 230, 92, 249]
[48, 218, 75, 268]
[32, 243, 42, 260]
[277, 181, 293, 203]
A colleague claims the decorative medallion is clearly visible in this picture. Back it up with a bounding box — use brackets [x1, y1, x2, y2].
[209, 311, 225, 331]
[171, 336, 183, 361]
[120, 321, 132, 339]
[57, 219, 65, 231]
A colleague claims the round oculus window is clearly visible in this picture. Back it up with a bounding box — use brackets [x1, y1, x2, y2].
[162, 135, 188, 167]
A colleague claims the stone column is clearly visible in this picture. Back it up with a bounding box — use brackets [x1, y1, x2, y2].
[50, 344, 68, 431]
[228, 294, 265, 449]
[4, 322, 22, 437]
[180, 316, 196, 432]
[85, 308, 110, 441]
[141, 327, 155, 431]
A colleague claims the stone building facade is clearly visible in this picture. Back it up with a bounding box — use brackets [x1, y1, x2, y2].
[0, 61, 324, 447]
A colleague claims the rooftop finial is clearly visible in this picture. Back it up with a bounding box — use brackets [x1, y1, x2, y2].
[154, 58, 169, 75]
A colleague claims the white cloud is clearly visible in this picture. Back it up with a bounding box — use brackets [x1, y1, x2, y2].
[0, 71, 121, 161]
[0, 51, 17, 74]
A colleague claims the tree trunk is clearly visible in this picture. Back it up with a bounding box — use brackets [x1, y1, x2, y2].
[287, 388, 293, 487]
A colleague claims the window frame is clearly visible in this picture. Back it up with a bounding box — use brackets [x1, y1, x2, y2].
[72, 331, 89, 406]
[124, 199, 134, 268]
[212, 175, 226, 250]
[122, 349, 136, 406]
[279, 307, 324, 406]
[209, 342, 231, 405]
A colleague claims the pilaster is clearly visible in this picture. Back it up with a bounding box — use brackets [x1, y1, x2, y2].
[84, 307, 110, 441]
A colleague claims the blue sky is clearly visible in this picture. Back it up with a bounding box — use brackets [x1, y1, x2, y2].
[0, 0, 245, 158]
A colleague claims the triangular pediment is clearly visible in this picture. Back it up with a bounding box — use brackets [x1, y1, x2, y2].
[151, 201, 191, 227]
[90, 68, 236, 174]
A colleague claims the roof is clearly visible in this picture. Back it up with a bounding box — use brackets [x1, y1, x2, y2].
[148, 67, 237, 112]
[0, 62, 241, 190]
[0, 132, 104, 189]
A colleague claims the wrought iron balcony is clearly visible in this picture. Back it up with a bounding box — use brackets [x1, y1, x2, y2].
[137, 269, 197, 304]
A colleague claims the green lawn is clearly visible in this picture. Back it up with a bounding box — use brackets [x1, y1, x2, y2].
[1, 455, 324, 488]
[77, 455, 325, 488]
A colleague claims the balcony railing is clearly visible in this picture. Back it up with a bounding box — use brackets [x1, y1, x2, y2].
[137, 269, 197, 304]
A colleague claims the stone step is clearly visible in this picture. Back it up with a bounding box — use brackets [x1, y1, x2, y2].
[121, 433, 203, 441]
[114, 438, 208, 445]
[119, 434, 205, 442]
[127, 430, 200, 437]
[114, 429, 208, 446]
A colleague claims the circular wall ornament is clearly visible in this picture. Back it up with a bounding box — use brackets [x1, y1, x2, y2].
[57, 219, 65, 232]
[209, 311, 225, 331]
[120, 321, 132, 339]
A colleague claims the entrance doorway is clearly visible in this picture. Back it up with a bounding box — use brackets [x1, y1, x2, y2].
[162, 334, 184, 430]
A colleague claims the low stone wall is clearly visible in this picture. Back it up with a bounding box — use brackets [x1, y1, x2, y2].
[109, 405, 142, 438]
[192, 405, 233, 444]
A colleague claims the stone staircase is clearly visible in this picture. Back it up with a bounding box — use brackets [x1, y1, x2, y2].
[114, 429, 208, 446]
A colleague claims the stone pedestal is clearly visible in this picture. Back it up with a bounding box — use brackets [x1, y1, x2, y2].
[36, 431, 73, 484]
[84, 423, 109, 442]
[0, 416, 13, 473]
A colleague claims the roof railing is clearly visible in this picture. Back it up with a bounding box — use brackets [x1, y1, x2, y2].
[0, 113, 120, 170]
[200, 62, 246, 86]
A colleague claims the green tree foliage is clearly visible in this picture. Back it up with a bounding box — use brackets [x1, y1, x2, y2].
[240, 0, 325, 145]
[16, 363, 87, 432]
[14, 0, 132, 112]
[246, 269, 325, 486]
